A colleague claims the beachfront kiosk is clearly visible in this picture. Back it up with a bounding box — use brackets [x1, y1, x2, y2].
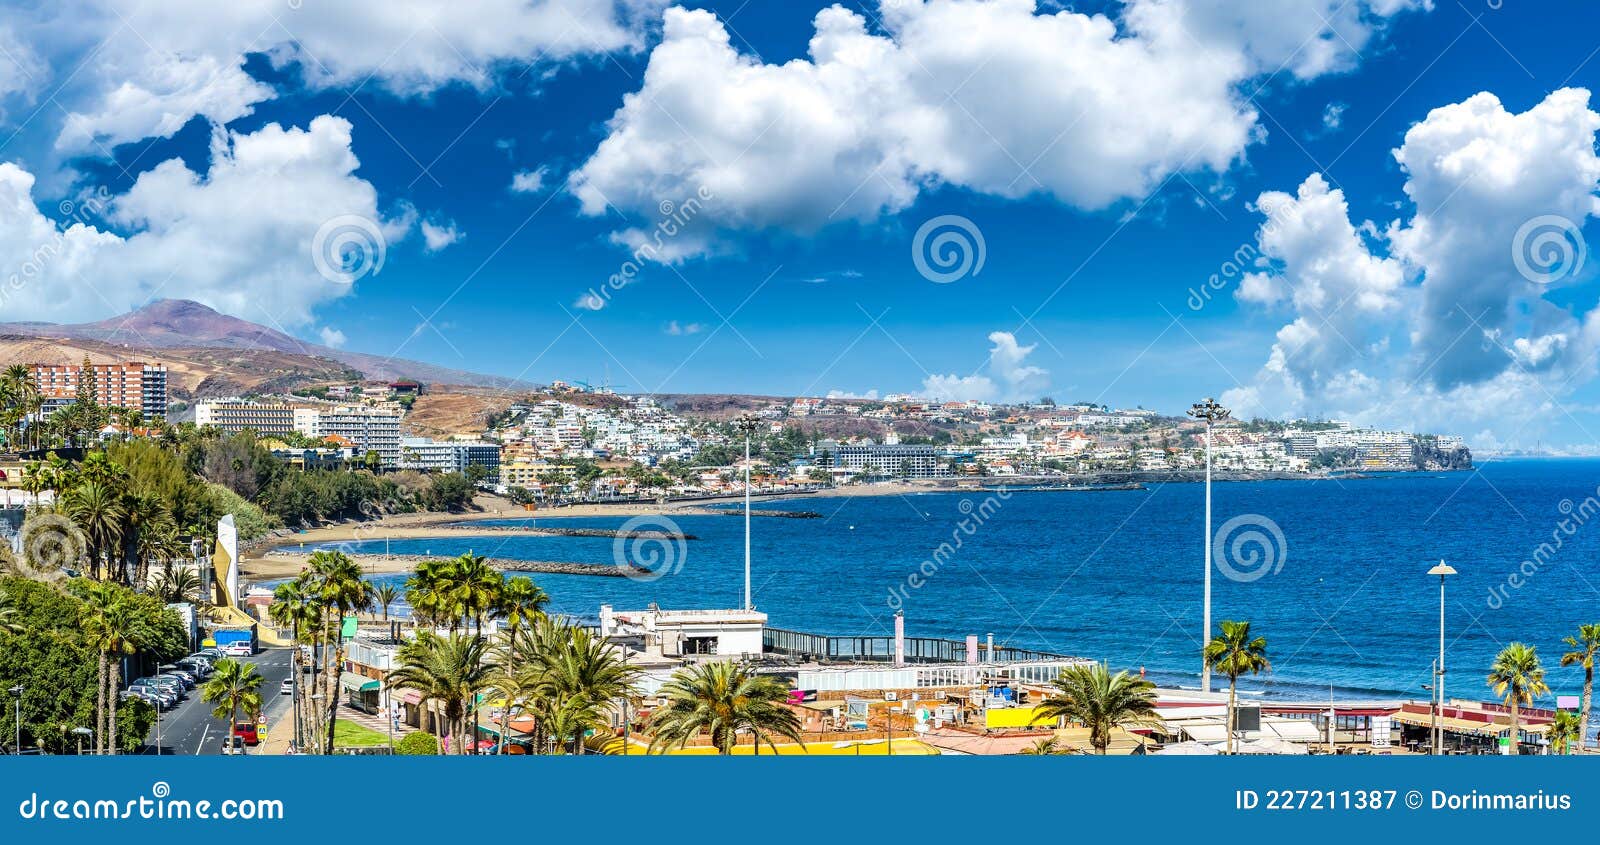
[599, 604, 767, 660]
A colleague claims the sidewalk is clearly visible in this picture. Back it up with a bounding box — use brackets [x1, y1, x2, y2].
[257, 701, 414, 755]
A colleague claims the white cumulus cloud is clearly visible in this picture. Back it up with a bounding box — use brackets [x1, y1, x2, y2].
[420, 220, 463, 253]
[572, 0, 1425, 260]
[0, 115, 414, 326]
[13, 0, 665, 154]
[922, 330, 1049, 402]
[1225, 88, 1600, 446]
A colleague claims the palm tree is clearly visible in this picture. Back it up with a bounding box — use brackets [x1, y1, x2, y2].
[526, 618, 637, 754]
[649, 661, 803, 755]
[1487, 642, 1549, 756]
[446, 552, 503, 632]
[1203, 620, 1271, 754]
[496, 576, 548, 637]
[306, 551, 374, 754]
[371, 583, 401, 622]
[119, 492, 169, 587]
[484, 647, 542, 756]
[201, 658, 264, 754]
[0, 364, 39, 450]
[154, 566, 202, 604]
[269, 576, 325, 751]
[1548, 709, 1582, 755]
[1020, 736, 1064, 755]
[405, 558, 462, 629]
[1560, 624, 1600, 751]
[1031, 662, 1160, 754]
[387, 631, 491, 755]
[80, 583, 140, 754]
[66, 482, 126, 581]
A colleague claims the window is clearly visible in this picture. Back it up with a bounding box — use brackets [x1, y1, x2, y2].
[684, 636, 718, 655]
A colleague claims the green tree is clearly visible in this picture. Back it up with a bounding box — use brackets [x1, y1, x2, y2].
[79, 582, 141, 753]
[66, 481, 127, 581]
[1031, 663, 1160, 755]
[200, 658, 264, 753]
[387, 631, 491, 755]
[0, 586, 19, 635]
[495, 576, 548, 639]
[371, 583, 401, 622]
[394, 730, 439, 755]
[649, 660, 802, 755]
[522, 617, 637, 755]
[306, 550, 374, 754]
[1203, 620, 1271, 754]
[1487, 642, 1549, 756]
[1548, 709, 1583, 755]
[154, 566, 202, 605]
[1559, 624, 1600, 751]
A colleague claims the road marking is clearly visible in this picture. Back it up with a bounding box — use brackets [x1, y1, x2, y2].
[196, 725, 209, 755]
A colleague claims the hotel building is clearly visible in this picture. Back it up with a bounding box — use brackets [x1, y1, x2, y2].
[398, 436, 502, 475]
[818, 441, 949, 479]
[32, 361, 168, 420]
[195, 400, 320, 438]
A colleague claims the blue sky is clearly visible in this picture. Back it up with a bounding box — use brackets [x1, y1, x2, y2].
[3, 1, 1600, 450]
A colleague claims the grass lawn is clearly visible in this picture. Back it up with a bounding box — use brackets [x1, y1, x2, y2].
[333, 720, 390, 748]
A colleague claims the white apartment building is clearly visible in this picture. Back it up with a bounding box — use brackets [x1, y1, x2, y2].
[398, 437, 502, 475]
[194, 399, 319, 437]
[305, 407, 402, 466]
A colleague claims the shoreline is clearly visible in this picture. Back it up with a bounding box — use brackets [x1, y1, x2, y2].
[240, 468, 1466, 579]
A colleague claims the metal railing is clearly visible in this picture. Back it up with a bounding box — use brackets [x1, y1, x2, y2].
[763, 627, 1073, 664]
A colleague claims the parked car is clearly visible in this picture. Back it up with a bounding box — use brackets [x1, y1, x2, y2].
[198, 647, 224, 659]
[136, 678, 184, 700]
[177, 658, 211, 678]
[128, 684, 176, 708]
[219, 736, 245, 755]
[160, 667, 196, 685]
[157, 671, 195, 690]
[122, 689, 170, 709]
[232, 722, 259, 745]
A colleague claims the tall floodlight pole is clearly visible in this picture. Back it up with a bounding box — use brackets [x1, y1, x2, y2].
[734, 414, 762, 610]
[1428, 560, 1456, 754]
[1187, 397, 1230, 693]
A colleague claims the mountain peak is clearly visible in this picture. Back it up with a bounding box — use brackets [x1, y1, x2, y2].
[0, 299, 527, 390]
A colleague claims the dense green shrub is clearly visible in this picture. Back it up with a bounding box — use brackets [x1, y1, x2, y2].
[395, 730, 439, 755]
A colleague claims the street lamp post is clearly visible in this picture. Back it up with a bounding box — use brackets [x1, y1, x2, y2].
[1187, 397, 1230, 693]
[72, 726, 92, 756]
[733, 414, 762, 611]
[8, 684, 21, 756]
[1428, 560, 1456, 755]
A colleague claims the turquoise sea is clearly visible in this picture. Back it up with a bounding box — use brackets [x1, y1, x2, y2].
[298, 458, 1600, 702]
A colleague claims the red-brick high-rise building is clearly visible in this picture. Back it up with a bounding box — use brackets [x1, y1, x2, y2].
[30, 361, 169, 420]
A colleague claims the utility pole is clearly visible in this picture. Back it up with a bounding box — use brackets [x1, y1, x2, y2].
[733, 414, 762, 610]
[1187, 397, 1229, 693]
[1428, 561, 1456, 754]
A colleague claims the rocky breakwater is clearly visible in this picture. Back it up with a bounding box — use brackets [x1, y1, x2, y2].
[437, 524, 697, 540]
[262, 550, 645, 578]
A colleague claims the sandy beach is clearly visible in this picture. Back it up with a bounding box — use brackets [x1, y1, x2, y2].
[240, 485, 937, 580]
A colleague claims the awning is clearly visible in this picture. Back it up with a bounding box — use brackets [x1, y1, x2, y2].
[339, 674, 380, 693]
[1391, 710, 1547, 737]
[1266, 720, 1321, 741]
[400, 689, 422, 706]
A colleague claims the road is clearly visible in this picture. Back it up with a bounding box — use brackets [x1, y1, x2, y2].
[144, 648, 294, 756]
